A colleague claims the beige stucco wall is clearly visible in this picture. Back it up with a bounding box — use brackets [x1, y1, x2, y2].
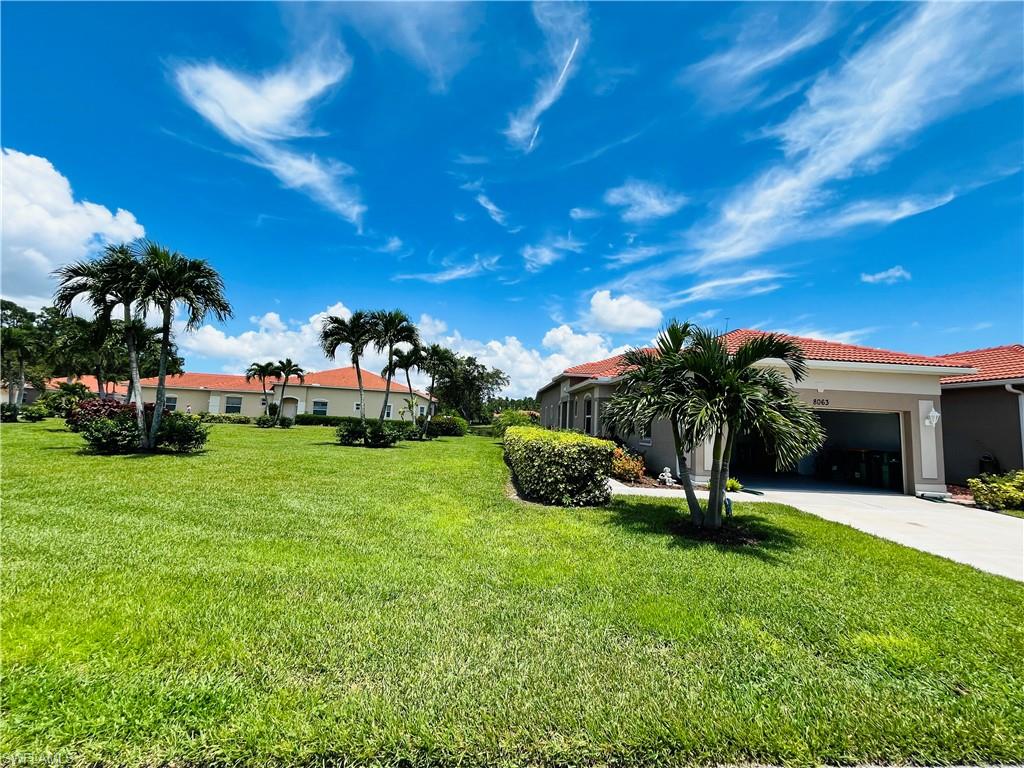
[274, 385, 430, 420]
[141, 386, 267, 416]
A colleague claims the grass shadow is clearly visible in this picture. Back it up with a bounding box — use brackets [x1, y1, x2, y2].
[603, 498, 802, 564]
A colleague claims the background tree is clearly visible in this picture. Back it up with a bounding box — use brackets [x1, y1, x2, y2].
[245, 361, 281, 415]
[320, 311, 376, 423]
[138, 241, 232, 448]
[419, 344, 455, 436]
[388, 346, 423, 421]
[433, 354, 509, 423]
[274, 358, 305, 424]
[370, 310, 419, 421]
[484, 396, 540, 420]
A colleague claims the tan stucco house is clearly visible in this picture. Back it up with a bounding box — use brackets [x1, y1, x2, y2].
[937, 344, 1024, 484]
[537, 329, 975, 496]
[139, 367, 433, 420]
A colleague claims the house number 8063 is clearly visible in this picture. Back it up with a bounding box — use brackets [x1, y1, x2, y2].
[813, 397, 830, 406]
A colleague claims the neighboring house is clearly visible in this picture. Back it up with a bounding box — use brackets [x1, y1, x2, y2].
[139, 367, 433, 420]
[537, 329, 975, 496]
[2, 375, 128, 405]
[936, 344, 1024, 484]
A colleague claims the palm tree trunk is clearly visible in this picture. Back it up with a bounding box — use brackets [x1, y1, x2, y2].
[146, 304, 173, 450]
[717, 422, 738, 519]
[670, 417, 704, 526]
[403, 367, 416, 426]
[16, 357, 26, 407]
[421, 372, 436, 438]
[706, 426, 726, 529]
[261, 378, 269, 415]
[355, 359, 366, 424]
[94, 366, 105, 399]
[123, 303, 146, 444]
[275, 378, 288, 425]
[379, 344, 394, 421]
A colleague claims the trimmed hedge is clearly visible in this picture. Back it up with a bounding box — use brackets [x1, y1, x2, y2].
[198, 413, 252, 425]
[504, 426, 615, 507]
[424, 414, 468, 437]
[968, 470, 1024, 511]
[491, 409, 538, 437]
[294, 413, 346, 426]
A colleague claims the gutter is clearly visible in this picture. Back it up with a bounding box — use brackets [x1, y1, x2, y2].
[1006, 383, 1024, 466]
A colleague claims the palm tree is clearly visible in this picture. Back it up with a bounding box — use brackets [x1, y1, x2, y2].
[274, 358, 305, 424]
[370, 310, 420, 421]
[245, 361, 281, 415]
[678, 328, 824, 528]
[53, 243, 148, 439]
[319, 310, 376, 424]
[388, 346, 423, 422]
[419, 344, 454, 435]
[137, 240, 232, 447]
[0, 326, 39, 406]
[603, 321, 705, 524]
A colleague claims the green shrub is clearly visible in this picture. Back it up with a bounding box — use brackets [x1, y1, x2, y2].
[20, 405, 48, 422]
[504, 426, 615, 507]
[335, 418, 368, 446]
[492, 409, 537, 437]
[1, 404, 19, 423]
[390, 420, 421, 441]
[198, 413, 252, 424]
[365, 421, 400, 448]
[81, 415, 141, 454]
[277, 416, 294, 429]
[267, 401, 279, 418]
[425, 414, 468, 437]
[610, 446, 645, 483]
[255, 415, 275, 428]
[157, 413, 209, 453]
[967, 471, 1024, 511]
[294, 413, 345, 426]
[726, 477, 744, 492]
[38, 382, 94, 418]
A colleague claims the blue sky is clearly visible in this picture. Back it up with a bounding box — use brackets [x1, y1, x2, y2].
[2, 2, 1022, 395]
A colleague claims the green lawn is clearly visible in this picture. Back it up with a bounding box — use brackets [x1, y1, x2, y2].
[3, 421, 1022, 766]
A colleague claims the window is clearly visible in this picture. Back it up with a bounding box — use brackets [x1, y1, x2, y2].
[165, 396, 177, 412]
[353, 402, 361, 414]
[584, 397, 593, 435]
[639, 422, 653, 446]
[418, 405, 426, 417]
[385, 404, 393, 419]
[225, 396, 243, 414]
[312, 400, 328, 417]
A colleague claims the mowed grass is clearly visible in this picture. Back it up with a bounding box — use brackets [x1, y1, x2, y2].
[2, 422, 1023, 766]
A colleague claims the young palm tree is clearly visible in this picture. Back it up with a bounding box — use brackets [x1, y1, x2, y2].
[319, 310, 376, 424]
[419, 344, 454, 435]
[603, 321, 706, 524]
[274, 358, 305, 424]
[53, 243, 149, 438]
[245, 361, 281, 415]
[137, 241, 232, 447]
[370, 310, 420, 421]
[389, 346, 423, 421]
[678, 328, 824, 528]
[0, 326, 39, 406]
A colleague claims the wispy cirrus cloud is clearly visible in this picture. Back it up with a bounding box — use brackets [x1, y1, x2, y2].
[682, 6, 836, 112]
[393, 254, 499, 283]
[475, 193, 508, 227]
[861, 265, 911, 285]
[604, 180, 688, 223]
[505, 2, 590, 153]
[663, 269, 787, 307]
[680, 3, 1021, 272]
[521, 231, 584, 273]
[569, 206, 601, 221]
[174, 42, 365, 227]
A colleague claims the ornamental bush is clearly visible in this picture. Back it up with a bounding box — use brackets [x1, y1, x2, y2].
[255, 415, 275, 428]
[335, 417, 368, 446]
[967, 471, 1024, 511]
[157, 413, 209, 453]
[20, 405, 49, 422]
[492, 409, 537, 437]
[39, 382, 94, 418]
[425, 414, 468, 437]
[365, 421, 401, 448]
[198, 413, 252, 424]
[81, 416, 141, 454]
[610, 446, 645, 483]
[504, 426, 615, 507]
[66, 398, 134, 433]
[277, 416, 294, 429]
[1, 404, 19, 422]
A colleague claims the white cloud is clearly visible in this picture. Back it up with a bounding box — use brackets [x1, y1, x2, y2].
[685, 3, 1020, 269]
[333, 3, 478, 92]
[682, 7, 835, 111]
[1, 148, 145, 309]
[393, 254, 499, 283]
[521, 232, 584, 273]
[418, 313, 448, 342]
[861, 265, 911, 285]
[474, 193, 508, 226]
[453, 153, 489, 165]
[569, 206, 601, 220]
[605, 244, 669, 268]
[505, 2, 589, 153]
[603, 180, 688, 223]
[587, 290, 663, 332]
[816, 193, 957, 234]
[381, 236, 404, 253]
[663, 269, 786, 307]
[174, 43, 365, 227]
[774, 326, 877, 345]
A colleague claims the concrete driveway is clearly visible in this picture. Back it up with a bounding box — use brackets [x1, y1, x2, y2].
[609, 479, 1024, 581]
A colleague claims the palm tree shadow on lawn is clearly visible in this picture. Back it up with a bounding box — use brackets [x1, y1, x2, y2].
[602, 498, 802, 564]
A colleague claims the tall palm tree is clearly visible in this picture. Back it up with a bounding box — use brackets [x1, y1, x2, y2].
[274, 358, 305, 424]
[319, 310, 376, 424]
[137, 241, 232, 447]
[392, 346, 423, 420]
[0, 326, 39, 406]
[245, 361, 281, 415]
[603, 321, 705, 524]
[370, 310, 420, 421]
[678, 328, 824, 528]
[419, 344, 454, 435]
[53, 243, 148, 438]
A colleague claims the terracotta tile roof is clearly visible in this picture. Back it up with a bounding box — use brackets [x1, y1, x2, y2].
[139, 372, 266, 392]
[303, 367, 430, 398]
[552, 329, 970, 387]
[937, 344, 1024, 384]
[139, 367, 431, 397]
[46, 376, 129, 396]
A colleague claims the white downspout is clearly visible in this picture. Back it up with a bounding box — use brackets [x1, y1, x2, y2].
[1005, 383, 1024, 466]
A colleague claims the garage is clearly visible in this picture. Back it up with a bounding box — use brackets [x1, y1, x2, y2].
[730, 410, 905, 492]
